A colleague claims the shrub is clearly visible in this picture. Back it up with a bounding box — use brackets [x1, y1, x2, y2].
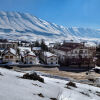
[22, 72, 44, 83]
[88, 78, 95, 83]
[38, 93, 44, 97]
[66, 81, 77, 88]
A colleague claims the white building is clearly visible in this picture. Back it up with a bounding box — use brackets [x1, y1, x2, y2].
[23, 52, 37, 64]
[42, 52, 58, 65]
[19, 47, 39, 64]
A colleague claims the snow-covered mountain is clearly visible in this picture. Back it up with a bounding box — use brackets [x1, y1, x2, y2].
[0, 11, 100, 42]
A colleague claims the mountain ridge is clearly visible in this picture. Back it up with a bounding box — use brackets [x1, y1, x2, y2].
[0, 11, 100, 42]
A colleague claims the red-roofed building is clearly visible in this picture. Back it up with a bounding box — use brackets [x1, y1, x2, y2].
[23, 52, 37, 64]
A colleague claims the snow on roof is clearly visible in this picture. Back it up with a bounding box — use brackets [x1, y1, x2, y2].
[20, 51, 24, 57]
[44, 52, 57, 57]
[32, 47, 41, 50]
[0, 49, 4, 52]
[22, 51, 36, 57]
[9, 48, 16, 55]
[3, 48, 16, 55]
[85, 42, 96, 47]
[19, 47, 31, 52]
[0, 42, 17, 44]
[28, 52, 36, 56]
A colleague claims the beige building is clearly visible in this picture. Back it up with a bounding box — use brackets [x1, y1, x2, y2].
[2, 48, 18, 63]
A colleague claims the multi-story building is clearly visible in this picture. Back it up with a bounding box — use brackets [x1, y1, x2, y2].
[53, 42, 96, 67]
[23, 52, 37, 64]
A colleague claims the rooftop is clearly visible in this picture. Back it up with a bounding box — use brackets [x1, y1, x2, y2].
[3, 48, 16, 55]
[32, 47, 41, 50]
[44, 52, 57, 57]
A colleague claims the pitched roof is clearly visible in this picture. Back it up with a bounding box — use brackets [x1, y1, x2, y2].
[2, 48, 16, 55]
[57, 42, 85, 52]
[32, 47, 41, 50]
[27, 52, 36, 56]
[44, 52, 57, 57]
[23, 51, 36, 57]
[19, 47, 31, 52]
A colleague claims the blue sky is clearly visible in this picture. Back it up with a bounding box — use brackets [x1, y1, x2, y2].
[0, 0, 100, 28]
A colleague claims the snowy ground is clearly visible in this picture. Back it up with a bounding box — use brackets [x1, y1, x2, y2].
[0, 68, 100, 100]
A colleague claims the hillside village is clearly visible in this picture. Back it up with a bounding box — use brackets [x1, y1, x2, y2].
[0, 39, 100, 100]
[0, 39, 98, 69]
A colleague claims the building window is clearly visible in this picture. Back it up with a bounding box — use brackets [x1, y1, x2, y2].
[30, 61, 32, 64]
[85, 50, 87, 53]
[85, 56, 87, 58]
[5, 56, 9, 59]
[51, 62, 53, 64]
[72, 56, 75, 59]
[79, 50, 83, 53]
[10, 56, 13, 59]
[13, 44, 15, 48]
[30, 57, 32, 60]
[51, 58, 53, 60]
[0, 51, 1, 56]
[75, 51, 77, 53]
[71, 51, 73, 54]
